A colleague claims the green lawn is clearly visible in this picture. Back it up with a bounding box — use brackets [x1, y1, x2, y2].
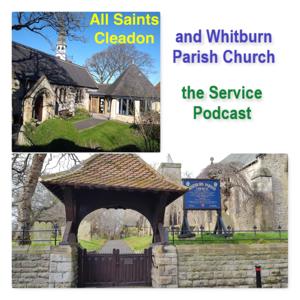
[16, 117, 158, 152]
[79, 239, 107, 252]
[170, 231, 288, 245]
[123, 236, 152, 251]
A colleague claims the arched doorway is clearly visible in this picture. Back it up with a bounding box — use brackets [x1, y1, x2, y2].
[33, 93, 44, 121]
[40, 154, 187, 287]
[77, 208, 153, 287]
[77, 208, 152, 252]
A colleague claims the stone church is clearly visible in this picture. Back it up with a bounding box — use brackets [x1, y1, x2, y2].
[12, 31, 160, 131]
[160, 154, 288, 231]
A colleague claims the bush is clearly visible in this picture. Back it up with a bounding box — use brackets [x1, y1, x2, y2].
[135, 111, 160, 151]
[75, 108, 90, 119]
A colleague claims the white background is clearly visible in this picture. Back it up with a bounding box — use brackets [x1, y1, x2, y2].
[1, 0, 299, 299]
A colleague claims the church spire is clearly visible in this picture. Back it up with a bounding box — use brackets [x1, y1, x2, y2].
[55, 28, 67, 60]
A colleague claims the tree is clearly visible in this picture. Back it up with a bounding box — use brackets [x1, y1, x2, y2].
[16, 154, 46, 244]
[198, 162, 256, 212]
[86, 44, 154, 83]
[12, 153, 81, 244]
[12, 12, 87, 45]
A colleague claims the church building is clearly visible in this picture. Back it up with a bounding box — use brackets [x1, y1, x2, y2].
[12, 31, 160, 129]
[159, 154, 288, 231]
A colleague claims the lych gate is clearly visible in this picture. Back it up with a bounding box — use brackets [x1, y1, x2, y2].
[40, 154, 186, 287]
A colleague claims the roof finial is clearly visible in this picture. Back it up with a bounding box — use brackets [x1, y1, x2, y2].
[210, 157, 214, 165]
[167, 154, 173, 163]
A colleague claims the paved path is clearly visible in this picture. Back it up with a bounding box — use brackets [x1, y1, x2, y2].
[75, 117, 107, 130]
[99, 240, 133, 254]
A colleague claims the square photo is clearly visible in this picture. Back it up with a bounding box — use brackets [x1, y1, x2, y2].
[12, 12, 160, 152]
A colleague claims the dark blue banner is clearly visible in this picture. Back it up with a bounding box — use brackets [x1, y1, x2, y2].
[182, 179, 221, 210]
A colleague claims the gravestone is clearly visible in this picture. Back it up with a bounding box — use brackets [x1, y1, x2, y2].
[32, 221, 52, 243]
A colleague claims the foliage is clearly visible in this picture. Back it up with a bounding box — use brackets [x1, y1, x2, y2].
[134, 111, 160, 152]
[72, 108, 91, 121]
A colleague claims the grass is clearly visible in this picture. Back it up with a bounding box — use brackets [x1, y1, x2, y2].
[123, 236, 152, 251]
[79, 239, 107, 252]
[18, 117, 156, 152]
[169, 231, 288, 245]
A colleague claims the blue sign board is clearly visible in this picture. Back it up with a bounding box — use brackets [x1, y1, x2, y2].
[182, 179, 221, 210]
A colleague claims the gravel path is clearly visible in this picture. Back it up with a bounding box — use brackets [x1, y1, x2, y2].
[75, 118, 107, 130]
[99, 240, 133, 254]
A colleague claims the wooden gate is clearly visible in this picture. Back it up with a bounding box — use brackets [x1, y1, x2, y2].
[78, 248, 152, 287]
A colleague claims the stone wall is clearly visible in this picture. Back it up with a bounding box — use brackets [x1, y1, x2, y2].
[151, 244, 178, 287]
[177, 243, 288, 288]
[12, 246, 51, 288]
[12, 245, 78, 288]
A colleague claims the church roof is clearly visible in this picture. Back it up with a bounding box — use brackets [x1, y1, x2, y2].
[40, 154, 187, 193]
[12, 42, 98, 89]
[107, 65, 159, 99]
[219, 154, 259, 168]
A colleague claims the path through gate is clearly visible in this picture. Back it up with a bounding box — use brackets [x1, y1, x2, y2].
[78, 248, 152, 287]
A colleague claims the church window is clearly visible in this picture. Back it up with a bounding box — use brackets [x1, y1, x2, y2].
[59, 88, 66, 102]
[75, 89, 82, 103]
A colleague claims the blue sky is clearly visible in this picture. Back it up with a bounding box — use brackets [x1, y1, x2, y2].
[12, 12, 160, 85]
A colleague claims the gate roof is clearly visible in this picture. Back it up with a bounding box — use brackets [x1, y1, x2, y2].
[40, 154, 187, 193]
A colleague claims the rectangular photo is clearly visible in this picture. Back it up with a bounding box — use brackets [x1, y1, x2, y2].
[12, 12, 160, 152]
[12, 153, 287, 288]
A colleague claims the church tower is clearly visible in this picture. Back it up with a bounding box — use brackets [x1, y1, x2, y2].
[55, 29, 67, 60]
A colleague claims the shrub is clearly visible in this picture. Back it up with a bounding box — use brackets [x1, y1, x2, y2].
[75, 108, 90, 119]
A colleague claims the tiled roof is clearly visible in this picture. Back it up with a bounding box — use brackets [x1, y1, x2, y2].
[107, 65, 159, 99]
[89, 83, 111, 96]
[41, 154, 187, 193]
[12, 42, 98, 89]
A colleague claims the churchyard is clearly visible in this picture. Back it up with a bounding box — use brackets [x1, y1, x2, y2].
[12, 153, 288, 288]
[14, 109, 160, 152]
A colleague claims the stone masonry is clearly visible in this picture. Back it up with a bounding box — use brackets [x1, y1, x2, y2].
[151, 244, 178, 287]
[12, 245, 78, 288]
[177, 243, 288, 288]
[12, 246, 51, 288]
[49, 245, 78, 288]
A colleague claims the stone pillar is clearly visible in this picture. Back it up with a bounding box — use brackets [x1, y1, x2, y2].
[49, 245, 78, 288]
[134, 100, 140, 120]
[110, 99, 118, 119]
[151, 244, 178, 288]
[158, 162, 183, 226]
[23, 97, 33, 124]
